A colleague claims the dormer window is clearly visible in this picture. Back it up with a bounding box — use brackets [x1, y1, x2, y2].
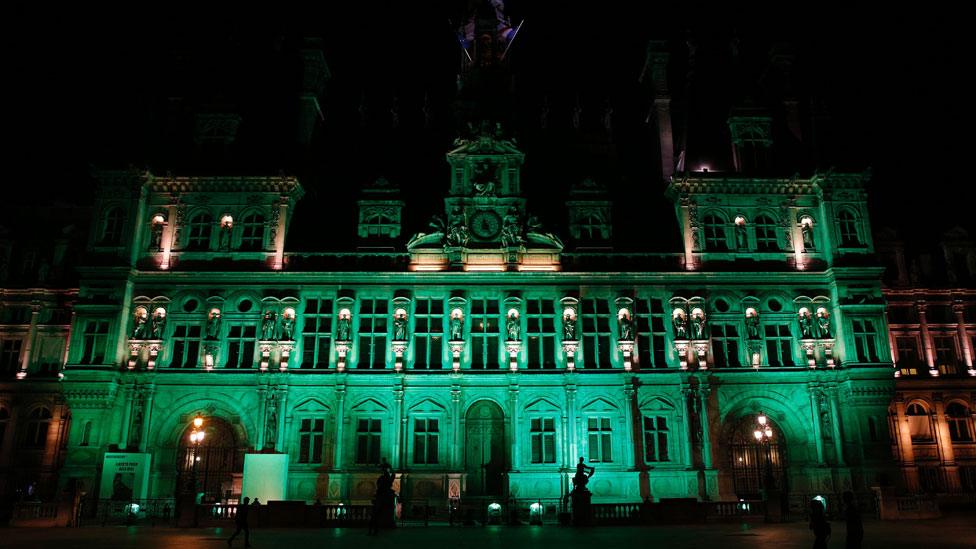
[100, 208, 126, 246]
[838, 210, 861, 246]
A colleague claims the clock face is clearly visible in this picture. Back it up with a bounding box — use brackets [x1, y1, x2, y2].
[470, 210, 502, 239]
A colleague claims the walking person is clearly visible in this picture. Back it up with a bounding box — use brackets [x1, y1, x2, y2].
[809, 498, 831, 549]
[228, 497, 252, 547]
[843, 491, 864, 549]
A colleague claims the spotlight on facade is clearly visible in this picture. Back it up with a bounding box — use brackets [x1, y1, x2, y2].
[487, 502, 502, 524]
[529, 501, 543, 525]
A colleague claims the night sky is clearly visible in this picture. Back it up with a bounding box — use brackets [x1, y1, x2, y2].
[6, 4, 968, 251]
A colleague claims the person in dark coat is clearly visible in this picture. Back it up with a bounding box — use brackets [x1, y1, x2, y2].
[809, 499, 830, 549]
[843, 491, 864, 549]
[228, 496, 251, 547]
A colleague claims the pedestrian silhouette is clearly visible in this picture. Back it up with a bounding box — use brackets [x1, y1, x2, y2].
[809, 498, 830, 549]
[843, 491, 863, 549]
[227, 496, 251, 547]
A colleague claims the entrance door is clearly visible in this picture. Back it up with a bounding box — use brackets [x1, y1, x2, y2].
[729, 417, 787, 499]
[176, 417, 245, 501]
[465, 401, 506, 496]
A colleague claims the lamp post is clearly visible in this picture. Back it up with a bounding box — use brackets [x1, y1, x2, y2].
[753, 412, 776, 521]
[189, 416, 205, 500]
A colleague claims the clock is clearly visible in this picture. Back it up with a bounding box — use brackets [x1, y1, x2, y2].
[470, 210, 502, 240]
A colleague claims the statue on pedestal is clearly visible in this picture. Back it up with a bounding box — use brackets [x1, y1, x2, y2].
[691, 310, 707, 340]
[132, 309, 148, 339]
[618, 311, 634, 341]
[450, 313, 464, 341]
[506, 311, 520, 341]
[816, 310, 831, 338]
[563, 312, 577, 340]
[150, 310, 166, 339]
[393, 313, 407, 341]
[280, 313, 295, 341]
[798, 310, 814, 338]
[206, 310, 222, 340]
[745, 311, 760, 340]
[337, 314, 351, 341]
[261, 311, 277, 340]
[672, 311, 688, 339]
[572, 457, 595, 492]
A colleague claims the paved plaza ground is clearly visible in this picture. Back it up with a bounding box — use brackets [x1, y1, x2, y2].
[3, 515, 975, 548]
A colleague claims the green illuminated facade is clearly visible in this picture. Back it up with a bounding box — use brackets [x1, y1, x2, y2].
[51, 129, 896, 510]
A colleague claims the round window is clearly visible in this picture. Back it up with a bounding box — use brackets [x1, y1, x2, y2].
[183, 298, 200, 313]
[767, 299, 783, 312]
[238, 299, 254, 313]
[713, 299, 730, 313]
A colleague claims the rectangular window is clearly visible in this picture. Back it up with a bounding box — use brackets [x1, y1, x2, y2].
[587, 417, 613, 462]
[636, 298, 668, 369]
[80, 320, 109, 365]
[895, 336, 921, 376]
[642, 416, 669, 462]
[413, 298, 444, 369]
[530, 417, 556, 464]
[888, 306, 919, 324]
[357, 298, 388, 369]
[764, 324, 794, 367]
[356, 418, 381, 465]
[933, 335, 958, 375]
[301, 298, 333, 369]
[470, 298, 499, 369]
[298, 418, 325, 464]
[711, 324, 741, 367]
[852, 319, 880, 362]
[1, 339, 22, 376]
[413, 418, 439, 464]
[525, 299, 556, 369]
[226, 325, 256, 369]
[170, 325, 201, 368]
[582, 299, 612, 369]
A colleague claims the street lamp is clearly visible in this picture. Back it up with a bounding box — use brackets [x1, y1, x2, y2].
[189, 416, 205, 499]
[753, 412, 776, 521]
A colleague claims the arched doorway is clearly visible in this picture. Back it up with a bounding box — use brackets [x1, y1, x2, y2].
[176, 417, 246, 502]
[465, 401, 506, 496]
[728, 415, 787, 499]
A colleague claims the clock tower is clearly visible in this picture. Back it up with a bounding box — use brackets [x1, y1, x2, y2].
[407, 122, 562, 271]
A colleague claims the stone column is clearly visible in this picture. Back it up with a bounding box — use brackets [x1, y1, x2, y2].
[698, 384, 713, 469]
[276, 386, 289, 453]
[953, 302, 973, 370]
[933, 396, 961, 491]
[451, 383, 461, 470]
[334, 384, 346, 470]
[622, 381, 636, 469]
[916, 302, 936, 373]
[892, 398, 919, 492]
[565, 382, 578, 465]
[392, 384, 405, 469]
[118, 383, 134, 448]
[828, 387, 846, 466]
[808, 385, 825, 465]
[17, 304, 41, 378]
[255, 386, 268, 450]
[509, 380, 520, 470]
[138, 384, 155, 452]
[680, 386, 694, 467]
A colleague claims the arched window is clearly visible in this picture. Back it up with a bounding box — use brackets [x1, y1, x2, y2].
[240, 213, 265, 251]
[81, 420, 93, 446]
[754, 215, 778, 252]
[906, 402, 932, 441]
[100, 208, 126, 246]
[187, 212, 213, 250]
[23, 407, 52, 448]
[947, 402, 973, 442]
[703, 215, 728, 251]
[838, 210, 861, 246]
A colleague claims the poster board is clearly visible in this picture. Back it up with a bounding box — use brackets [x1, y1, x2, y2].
[242, 453, 288, 502]
[100, 452, 152, 501]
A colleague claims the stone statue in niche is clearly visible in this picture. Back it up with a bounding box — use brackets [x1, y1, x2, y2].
[798, 310, 814, 338]
[132, 309, 148, 339]
[279, 313, 295, 341]
[472, 162, 497, 197]
[149, 221, 164, 251]
[563, 312, 577, 340]
[150, 310, 166, 339]
[691, 310, 707, 339]
[206, 310, 221, 340]
[735, 222, 748, 249]
[672, 311, 688, 339]
[393, 313, 407, 341]
[801, 219, 816, 250]
[816, 310, 831, 338]
[745, 311, 760, 340]
[265, 393, 278, 448]
[450, 313, 464, 341]
[262, 310, 278, 340]
[618, 311, 634, 341]
[506, 311, 520, 341]
[337, 314, 351, 341]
